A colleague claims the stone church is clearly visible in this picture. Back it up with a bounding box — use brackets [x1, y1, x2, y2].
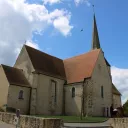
[0, 15, 121, 117]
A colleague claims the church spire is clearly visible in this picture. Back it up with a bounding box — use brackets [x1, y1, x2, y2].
[92, 14, 101, 50]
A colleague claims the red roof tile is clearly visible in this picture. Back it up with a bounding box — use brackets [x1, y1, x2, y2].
[24, 45, 101, 83]
[63, 49, 101, 84]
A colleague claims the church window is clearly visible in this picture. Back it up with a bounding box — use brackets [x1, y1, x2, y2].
[72, 87, 75, 98]
[101, 86, 104, 98]
[51, 80, 57, 103]
[18, 90, 24, 99]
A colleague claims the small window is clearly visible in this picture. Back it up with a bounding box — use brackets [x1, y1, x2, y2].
[72, 87, 75, 98]
[18, 90, 24, 99]
[101, 86, 104, 98]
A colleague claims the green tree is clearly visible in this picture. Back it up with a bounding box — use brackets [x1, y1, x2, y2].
[123, 100, 128, 116]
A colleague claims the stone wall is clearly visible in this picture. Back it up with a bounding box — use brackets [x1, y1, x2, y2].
[7, 85, 31, 115]
[64, 83, 83, 116]
[113, 94, 122, 109]
[107, 118, 128, 128]
[0, 112, 63, 128]
[83, 78, 93, 116]
[36, 74, 65, 115]
[0, 66, 9, 111]
[91, 51, 112, 116]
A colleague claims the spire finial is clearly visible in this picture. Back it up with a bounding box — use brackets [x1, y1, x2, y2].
[92, 4, 95, 14]
[91, 7, 101, 50]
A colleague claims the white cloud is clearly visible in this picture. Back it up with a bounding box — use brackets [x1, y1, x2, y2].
[74, 0, 80, 6]
[26, 40, 39, 49]
[111, 66, 128, 104]
[0, 0, 73, 65]
[74, 0, 90, 6]
[53, 16, 73, 36]
[43, 0, 61, 5]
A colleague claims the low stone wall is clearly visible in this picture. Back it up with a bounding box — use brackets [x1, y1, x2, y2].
[107, 118, 128, 128]
[0, 112, 63, 128]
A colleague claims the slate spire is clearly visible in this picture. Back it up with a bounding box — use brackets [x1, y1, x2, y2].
[92, 14, 101, 49]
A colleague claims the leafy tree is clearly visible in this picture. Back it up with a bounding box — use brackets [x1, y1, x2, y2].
[123, 100, 128, 116]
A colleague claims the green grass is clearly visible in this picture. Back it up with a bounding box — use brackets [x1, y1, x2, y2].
[34, 115, 108, 123]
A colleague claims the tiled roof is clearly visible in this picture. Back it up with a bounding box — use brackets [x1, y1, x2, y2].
[1, 65, 30, 87]
[25, 45, 66, 80]
[24, 46, 110, 84]
[63, 49, 101, 84]
[112, 84, 121, 95]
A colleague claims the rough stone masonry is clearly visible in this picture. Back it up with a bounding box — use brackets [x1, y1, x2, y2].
[0, 112, 63, 128]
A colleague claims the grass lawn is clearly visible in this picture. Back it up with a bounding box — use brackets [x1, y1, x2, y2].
[34, 115, 108, 123]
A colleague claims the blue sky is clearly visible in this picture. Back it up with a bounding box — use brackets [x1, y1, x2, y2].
[0, 0, 128, 104]
[27, 0, 128, 68]
[30, 0, 128, 104]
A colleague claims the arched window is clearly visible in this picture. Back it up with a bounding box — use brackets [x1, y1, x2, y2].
[101, 86, 104, 98]
[18, 90, 23, 99]
[72, 87, 75, 98]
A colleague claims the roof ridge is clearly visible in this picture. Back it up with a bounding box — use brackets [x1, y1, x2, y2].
[64, 49, 101, 61]
[1, 64, 22, 71]
[24, 45, 63, 61]
[24, 45, 101, 62]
